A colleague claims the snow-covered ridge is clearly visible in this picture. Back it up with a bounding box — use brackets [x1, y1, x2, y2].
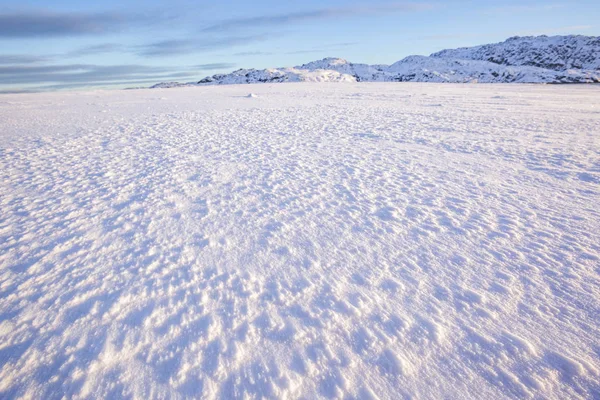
[198, 67, 357, 85]
[431, 35, 600, 71]
[151, 35, 600, 88]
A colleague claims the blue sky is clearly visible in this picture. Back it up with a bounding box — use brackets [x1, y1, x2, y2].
[0, 0, 598, 91]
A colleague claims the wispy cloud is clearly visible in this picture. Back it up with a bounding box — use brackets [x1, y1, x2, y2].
[136, 35, 268, 56]
[193, 63, 236, 70]
[201, 3, 433, 32]
[0, 89, 37, 94]
[233, 51, 274, 57]
[0, 54, 52, 64]
[0, 64, 181, 84]
[66, 43, 127, 57]
[0, 11, 147, 38]
[62, 37, 261, 58]
[0, 62, 234, 90]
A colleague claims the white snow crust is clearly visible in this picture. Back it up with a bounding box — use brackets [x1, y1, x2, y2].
[1, 83, 599, 399]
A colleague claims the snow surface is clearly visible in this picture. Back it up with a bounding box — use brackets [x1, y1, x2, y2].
[1, 83, 600, 399]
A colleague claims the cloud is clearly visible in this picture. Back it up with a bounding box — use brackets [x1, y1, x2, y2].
[0, 62, 235, 90]
[0, 64, 175, 84]
[0, 55, 51, 64]
[193, 63, 237, 70]
[233, 51, 274, 57]
[66, 43, 127, 57]
[0, 89, 37, 94]
[136, 35, 267, 56]
[201, 3, 433, 32]
[64, 37, 261, 59]
[0, 11, 146, 38]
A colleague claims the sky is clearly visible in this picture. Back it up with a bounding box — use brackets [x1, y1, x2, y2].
[0, 0, 598, 92]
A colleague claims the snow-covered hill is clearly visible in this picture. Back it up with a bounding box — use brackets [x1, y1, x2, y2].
[151, 35, 600, 88]
[385, 55, 599, 83]
[198, 67, 357, 84]
[431, 35, 600, 71]
[296, 58, 389, 82]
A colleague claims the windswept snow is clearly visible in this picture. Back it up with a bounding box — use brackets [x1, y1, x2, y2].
[1, 83, 600, 399]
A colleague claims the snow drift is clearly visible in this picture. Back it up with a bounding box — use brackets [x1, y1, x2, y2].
[2, 83, 599, 399]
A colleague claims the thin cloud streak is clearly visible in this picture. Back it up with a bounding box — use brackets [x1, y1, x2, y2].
[0, 11, 145, 38]
[66, 44, 127, 57]
[136, 35, 268, 56]
[63, 37, 261, 58]
[193, 63, 237, 70]
[0, 89, 37, 94]
[0, 55, 51, 64]
[201, 3, 433, 32]
[233, 51, 274, 57]
[0, 63, 234, 87]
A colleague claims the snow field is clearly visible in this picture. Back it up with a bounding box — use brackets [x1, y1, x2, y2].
[0, 83, 599, 399]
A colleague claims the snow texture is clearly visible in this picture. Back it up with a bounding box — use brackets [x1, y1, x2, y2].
[152, 35, 600, 88]
[1, 83, 600, 399]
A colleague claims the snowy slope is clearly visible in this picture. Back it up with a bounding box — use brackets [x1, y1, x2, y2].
[191, 57, 598, 85]
[198, 67, 357, 84]
[385, 55, 599, 83]
[431, 35, 600, 71]
[150, 68, 357, 88]
[150, 81, 195, 89]
[297, 58, 389, 82]
[148, 35, 600, 87]
[1, 83, 600, 399]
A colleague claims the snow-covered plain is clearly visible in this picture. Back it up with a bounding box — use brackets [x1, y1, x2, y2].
[1, 83, 599, 399]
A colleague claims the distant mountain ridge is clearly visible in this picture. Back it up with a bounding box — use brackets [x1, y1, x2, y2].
[431, 35, 600, 71]
[151, 35, 600, 88]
